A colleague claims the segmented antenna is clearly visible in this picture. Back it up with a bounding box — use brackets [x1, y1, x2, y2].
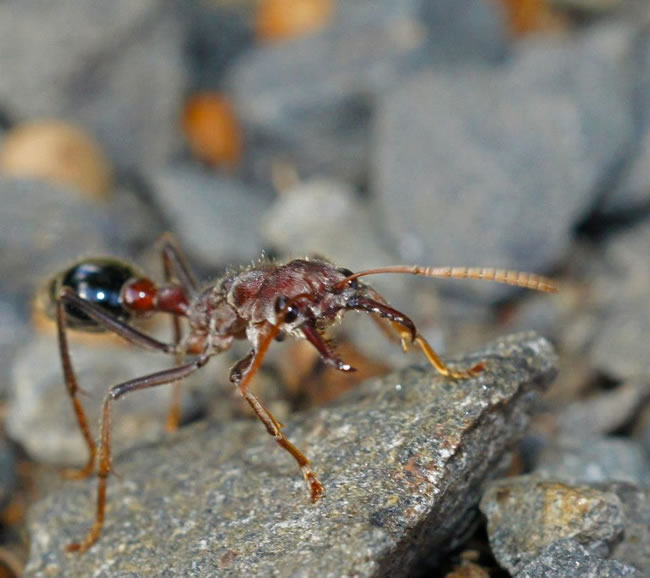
[335, 266, 558, 293]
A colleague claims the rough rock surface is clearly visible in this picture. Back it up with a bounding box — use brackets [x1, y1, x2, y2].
[480, 475, 625, 574]
[603, 482, 650, 575]
[25, 332, 556, 577]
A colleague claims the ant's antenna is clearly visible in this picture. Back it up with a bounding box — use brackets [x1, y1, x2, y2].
[335, 266, 558, 293]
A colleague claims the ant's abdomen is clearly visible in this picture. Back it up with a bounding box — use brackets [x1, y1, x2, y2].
[40, 258, 140, 331]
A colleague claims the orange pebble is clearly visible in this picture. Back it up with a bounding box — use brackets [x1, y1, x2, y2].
[0, 120, 112, 199]
[256, 0, 335, 43]
[182, 93, 243, 169]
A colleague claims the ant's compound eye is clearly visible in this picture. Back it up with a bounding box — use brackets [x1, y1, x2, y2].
[337, 267, 359, 289]
[274, 296, 299, 323]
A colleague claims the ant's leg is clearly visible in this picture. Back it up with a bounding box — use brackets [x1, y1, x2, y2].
[56, 300, 96, 479]
[159, 232, 199, 295]
[57, 290, 177, 479]
[301, 323, 355, 372]
[236, 326, 324, 502]
[66, 353, 211, 554]
[160, 235, 196, 431]
[349, 296, 484, 379]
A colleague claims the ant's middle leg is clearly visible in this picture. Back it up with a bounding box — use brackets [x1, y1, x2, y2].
[56, 289, 178, 479]
[66, 352, 211, 554]
[348, 295, 485, 379]
[159, 234, 199, 431]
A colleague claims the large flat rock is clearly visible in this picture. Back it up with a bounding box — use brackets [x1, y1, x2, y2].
[25, 332, 557, 577]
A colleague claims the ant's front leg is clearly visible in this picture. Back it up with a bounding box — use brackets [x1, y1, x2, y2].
[67, 352, 212, 553]
[56, 289, 177, 479]
[234, 325, 324, 502]
[348, 295, 485, 379]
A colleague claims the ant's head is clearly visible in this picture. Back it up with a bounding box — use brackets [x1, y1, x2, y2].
[265, 260, 411, 348]
[268, 260, 368, 332]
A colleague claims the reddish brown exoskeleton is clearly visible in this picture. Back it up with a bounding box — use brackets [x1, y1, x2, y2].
[43, 234, 557, 552]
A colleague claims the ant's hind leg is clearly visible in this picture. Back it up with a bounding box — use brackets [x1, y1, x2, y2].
[66, 353, 211, 553]
[235, 326, 324, 502]
[56, 299, 96, 479]
[56, 290, 178, 479]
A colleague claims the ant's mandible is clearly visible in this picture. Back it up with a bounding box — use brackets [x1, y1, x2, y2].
[40, 234, 557, 552]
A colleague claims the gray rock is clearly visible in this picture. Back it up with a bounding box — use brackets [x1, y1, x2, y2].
[555, 382, 648, 439]
[229, 0, 507, 185]
[106, 186, 165, 252]
[601, 31, 650, 213]
[7, 333, 231, 466]
[25, 332, 557, 576]
[480, 475, 625, 574]
[185, 0, 254, 90]
[0, 0, 185, 172]
[588, 219, 650, 379]
[518, 538, 639, 578]
[603, 482, 650, 575]
[373, 24, 636, 302]
[0, 436, 16, 512]
[0, 297, 31, 397]
[150, 164, 272, 268]
[536, 437, 650, 486]
[0, 177, 112, 299]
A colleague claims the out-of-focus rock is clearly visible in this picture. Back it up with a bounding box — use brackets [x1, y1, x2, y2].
[480, 474, 625, 574]
[603, 482, 650, 575]
[150, 164, 272, 268]
[0, 178, 112, 299]
[0, 120, 112, 199]
[536, 436, 650, 486]
[601, 31, 650, 213]
[588, 219, 650, 380]
[518, 538, 639, 578]
[25, 333, 557, 576]
[373, 24, 636, 302]
[0, 437, 17, 513]
[229, 0, 508, 185]
[0, 0, 185, 172]
[555, 381, 647, 438]
[0, 298, 31, 397]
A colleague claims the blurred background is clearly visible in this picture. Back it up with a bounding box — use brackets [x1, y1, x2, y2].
[0, 0, 649, 575]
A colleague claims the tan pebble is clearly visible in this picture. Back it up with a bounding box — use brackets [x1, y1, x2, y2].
[256, 0, 336, 43]
[0, 119, 112, 199]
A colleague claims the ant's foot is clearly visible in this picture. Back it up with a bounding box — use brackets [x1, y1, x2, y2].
[307, 472, 325, 502]
[62, 460, 95, 480]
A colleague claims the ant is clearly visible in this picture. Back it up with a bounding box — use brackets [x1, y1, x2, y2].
[41, 234, 557, 552]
